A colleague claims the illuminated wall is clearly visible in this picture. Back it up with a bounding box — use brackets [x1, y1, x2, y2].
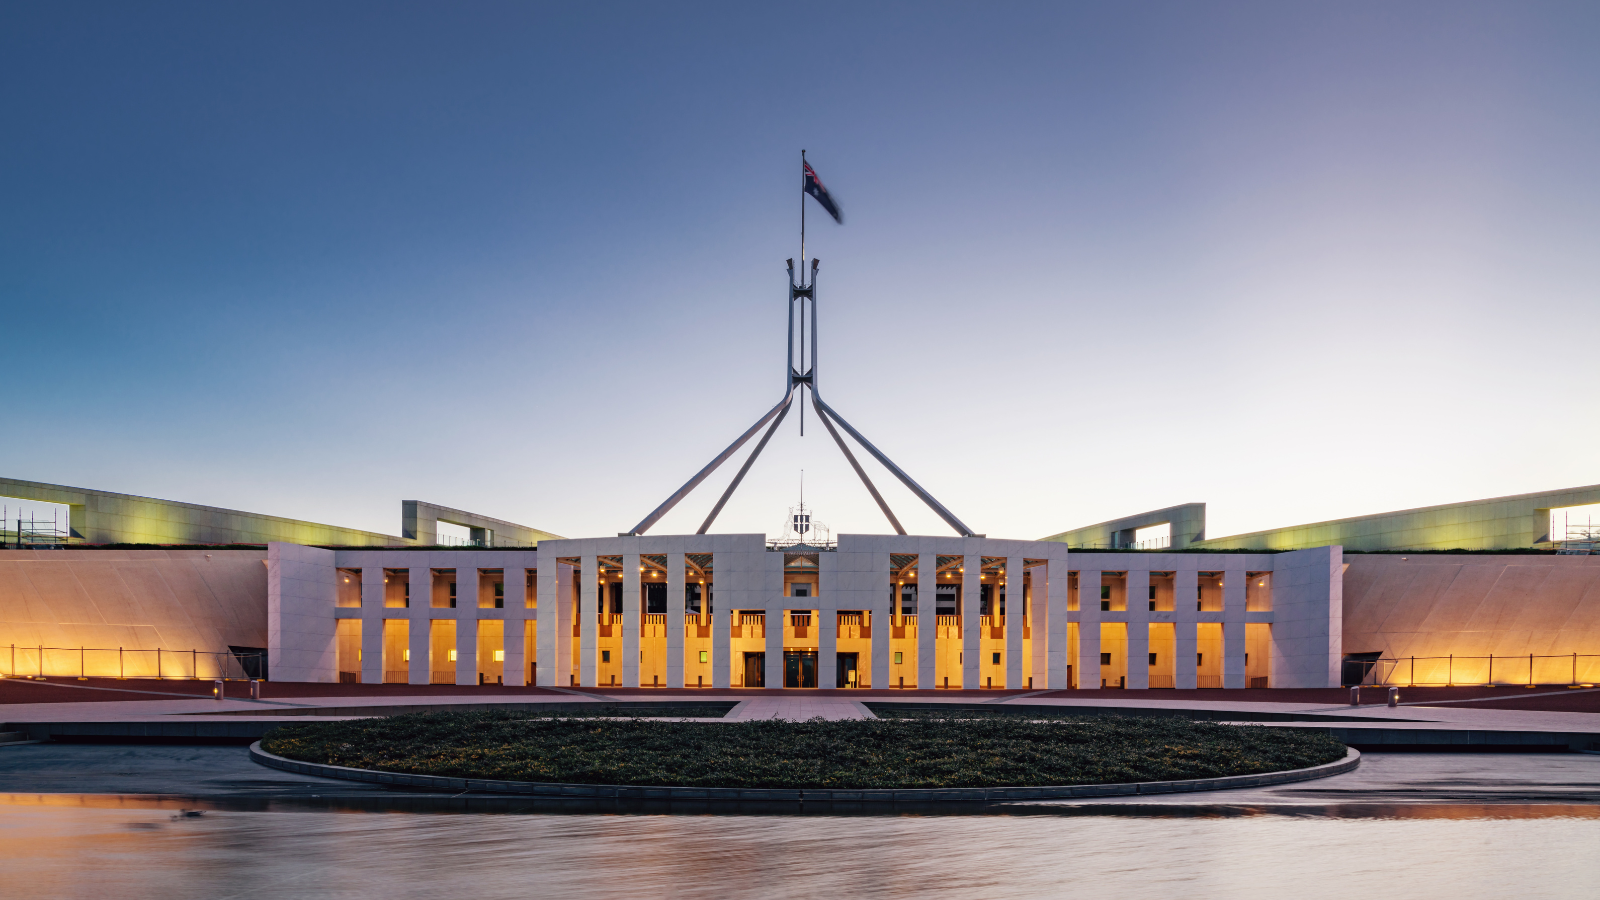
[1343, 554, 1600, 684]
[0, 547, 267, 678]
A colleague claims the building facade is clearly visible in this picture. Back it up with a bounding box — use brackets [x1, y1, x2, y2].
[267, 535, 1342, 690]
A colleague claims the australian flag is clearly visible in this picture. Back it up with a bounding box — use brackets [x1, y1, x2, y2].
[803, 162, 843, 223]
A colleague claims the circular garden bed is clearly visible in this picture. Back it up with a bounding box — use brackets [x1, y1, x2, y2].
[260, 711, 1347, 791]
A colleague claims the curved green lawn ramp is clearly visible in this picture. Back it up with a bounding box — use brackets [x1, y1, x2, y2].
[261, 711, 1346, 791]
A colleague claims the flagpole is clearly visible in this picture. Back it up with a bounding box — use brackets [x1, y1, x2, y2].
[799, 149, 807, 435]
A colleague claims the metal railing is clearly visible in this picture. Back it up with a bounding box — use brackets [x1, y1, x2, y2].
[2, 644, 265, 680]
[1346, 653, 1600, 687]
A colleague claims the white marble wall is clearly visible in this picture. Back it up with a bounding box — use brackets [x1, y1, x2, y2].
[267, 542, 337, 683]
[1270, 546, 1342, 688]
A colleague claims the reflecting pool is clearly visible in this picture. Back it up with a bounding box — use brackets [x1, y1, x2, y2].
[1, 797, 1596, 899]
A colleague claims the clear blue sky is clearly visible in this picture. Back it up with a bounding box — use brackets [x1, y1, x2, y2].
[3, 1, 1597, 542]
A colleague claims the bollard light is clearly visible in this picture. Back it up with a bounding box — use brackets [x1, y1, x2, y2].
[1350, 685, 1360, 707]
[1388, 687, 1399, 708]
[250, 679, 262, 700]
[213, 679, 224, 700]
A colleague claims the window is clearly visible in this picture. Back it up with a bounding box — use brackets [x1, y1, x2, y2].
[448, 649, 457, 662]
[991, 652, 1001, 665]
[791, 584, 810, 598]
[1100, 586, 1111, 600]
[493, 650, 505, 662]
[699, 650, 708, 663]
[1197, 585, 1204, 599]
[602, 650, 611, 663]
[894, 651, 903, 664]
[1149, 653, 1157, 666]
[448, 581, 457, 608]
[494, 582, 505, 609]
[1197, 653, 1203, 666]
[1148, 586, 1157, 600]
[1102, 599, 1110, 611]
[1100, 652, 1111, 665]
[645, 582, 667, 614]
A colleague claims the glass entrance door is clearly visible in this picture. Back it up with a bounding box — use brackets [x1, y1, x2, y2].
[784, 651, 818, 688]
[836, 652, 858, 688]
[742, 652, 765, 687]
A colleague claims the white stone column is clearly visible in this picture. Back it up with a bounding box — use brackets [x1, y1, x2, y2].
[455, 607, 478, 685]
[871, 551, 891, 690]
[962, 548, 980, 689]
[622, 551, 641, 688]
[1045, 548, 1070, 689]
[711, 555, 730, 688]
[917, 551, 936, 689]
[360, 566, 385, 685]
[1029, 563, 1049, 689]
[502, 562, 526, 686]
[818, 550, 837, 689]
[666, 551, 686, 688]
[1223, 565, 1247, 689]
[1076, 567, 1101, 689]
[1174, 568, 1198, 690]
[408, 565, 431, 684]
[1004, 555, 1025, 688]
[579, 555, 599, 687]
[1126, 569, 1150, 689]
[535, 552, 559, 687]
[764, 550, 784, 689]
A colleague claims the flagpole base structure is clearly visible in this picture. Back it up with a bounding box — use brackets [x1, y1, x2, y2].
[625, 249, 977, 538]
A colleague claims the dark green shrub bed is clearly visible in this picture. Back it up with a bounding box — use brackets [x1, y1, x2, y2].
[261, 712, 1346, 790]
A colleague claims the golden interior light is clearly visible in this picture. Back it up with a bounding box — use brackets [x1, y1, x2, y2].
[493, 650, 504, 662]
[448, 649, 457, 661]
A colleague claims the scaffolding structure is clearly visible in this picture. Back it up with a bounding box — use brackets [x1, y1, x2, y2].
[1, 506, 70, 549]
[1556, 509, 1599, 555]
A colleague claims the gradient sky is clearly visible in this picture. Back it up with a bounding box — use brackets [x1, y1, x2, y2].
[3, 1, 1598, 543]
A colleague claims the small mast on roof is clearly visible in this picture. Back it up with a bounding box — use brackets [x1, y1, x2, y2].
[771, 470, 831, 548]
[623, 152, 978, 538]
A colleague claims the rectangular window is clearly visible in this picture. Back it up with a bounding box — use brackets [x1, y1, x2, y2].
[1100, 586, 1111, 600]
[494, 582, 505, 609]
[1101, 599, 1110, 611]
[1197, 653, 1204, 666]
[602, 650, 611, 663]
[1197, 585, 1204, 599]
[1148, 586, 1157, 600]
[644, 582, 667, 614]
[791, 584, 810, 598]
[894, 651, 903, 664]
[493, 650, 504, 662]
[1149, 652, 1157, 666]
[699, 650, 708, 663]
[991, 652, 1001, 665]
[1149, 600, 1156, 611]
[1100, 652, 1111, 665]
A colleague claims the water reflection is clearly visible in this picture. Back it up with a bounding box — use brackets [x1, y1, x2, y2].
[1, 797, 1596, 899]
